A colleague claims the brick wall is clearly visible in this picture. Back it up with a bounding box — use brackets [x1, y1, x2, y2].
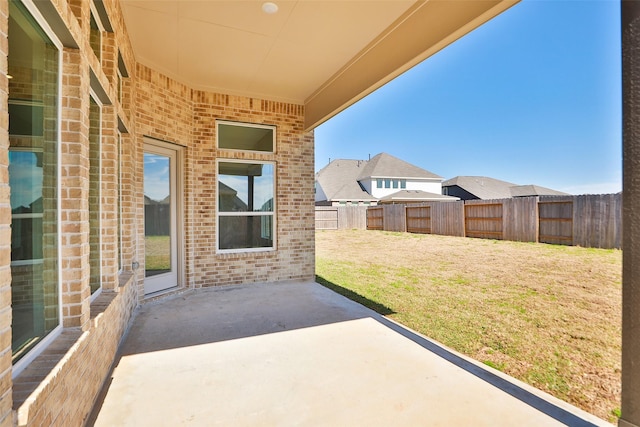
[60, 47, 91, 329]
[4, 0, 141, 425]
[136, 68, 315, 292]
[13, 280, 137, 427]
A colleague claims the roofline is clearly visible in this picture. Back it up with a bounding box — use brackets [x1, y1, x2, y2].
[380, 198, 459, 202]
[303, 0, 519, 131]
[360, 176, 443, 181]
[330, 197, 379, 201]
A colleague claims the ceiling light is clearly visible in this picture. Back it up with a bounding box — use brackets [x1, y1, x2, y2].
[6, 74, 12, 79]
[262, 2, 278, 14]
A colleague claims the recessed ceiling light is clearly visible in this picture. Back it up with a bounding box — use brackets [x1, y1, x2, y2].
[262, 2, 278, 14]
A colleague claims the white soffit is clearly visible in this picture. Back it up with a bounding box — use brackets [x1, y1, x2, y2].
[121, 0, 416, 102]
[120, 0, 519, 129]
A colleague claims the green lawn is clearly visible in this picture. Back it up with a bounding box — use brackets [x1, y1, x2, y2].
[316, 229, 621, 422]
[145, 235, 171, 271]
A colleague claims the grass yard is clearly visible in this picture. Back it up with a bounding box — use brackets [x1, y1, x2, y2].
[145, 235, 171, 271]
[316, 229, 622, 422]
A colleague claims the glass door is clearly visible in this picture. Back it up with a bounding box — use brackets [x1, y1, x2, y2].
[143, 142, 179, 294]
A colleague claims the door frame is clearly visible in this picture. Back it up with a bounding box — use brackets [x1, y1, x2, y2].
[143, 137, 184, 295]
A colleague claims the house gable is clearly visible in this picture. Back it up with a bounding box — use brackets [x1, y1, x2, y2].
[357, 152, 443, 181]
[315, 159, 377, 204]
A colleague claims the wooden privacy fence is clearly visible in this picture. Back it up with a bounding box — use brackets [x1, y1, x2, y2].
[405, 202, 465, 237]
[538, 198, 573, 245]
[315, 206, 368, 230]
[366, 207, 383, 230]
[144, 204, 170, 235]
[366, 193, 622, 249]
[540, 194, 622, 248]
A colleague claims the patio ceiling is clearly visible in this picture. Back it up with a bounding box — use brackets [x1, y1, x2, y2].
[120, 0, 518, 130]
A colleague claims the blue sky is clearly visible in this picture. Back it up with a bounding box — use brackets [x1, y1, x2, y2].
[314, 0, 622, 195]
[144, 154, 170, 202]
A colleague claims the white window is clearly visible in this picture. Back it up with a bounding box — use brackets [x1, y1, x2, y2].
[377, 179, 383, 188]
[117, 131, 122, 272]
[9, 0, 63, 375]
[89, 94, 101, 297]
[217, 160, 275, 252]
[400, 180, 406, 189]
[217, 120, 275, 153]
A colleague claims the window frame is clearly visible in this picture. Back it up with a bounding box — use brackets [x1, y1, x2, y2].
[11, 0, 64, 379]
[216, 159, 276, 254]
[216, 120, 276, 154]
[88, 91, 102, 300]
[117, 130, 123, 273]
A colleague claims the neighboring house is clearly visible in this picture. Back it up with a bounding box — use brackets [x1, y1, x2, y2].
[315, 153, 459, 205]
[378, 190, 458, 204]
[509, 184, 570, 197]
[442, 176, 569, 200]
[314, 159, 378, 206]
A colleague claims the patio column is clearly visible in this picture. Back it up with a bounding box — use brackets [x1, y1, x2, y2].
[622, 1, 640, 426]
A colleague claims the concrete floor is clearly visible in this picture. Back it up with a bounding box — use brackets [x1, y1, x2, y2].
[89, 281, 610, 426]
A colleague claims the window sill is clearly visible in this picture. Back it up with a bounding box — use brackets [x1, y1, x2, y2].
[216, 248, 277, 258]
[13, 272, 137, 424]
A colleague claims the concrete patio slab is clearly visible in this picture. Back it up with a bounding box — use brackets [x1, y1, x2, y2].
[89, 281, 610, 426]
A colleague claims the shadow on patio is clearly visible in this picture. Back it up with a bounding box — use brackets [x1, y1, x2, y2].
[88, 281, 609, 426]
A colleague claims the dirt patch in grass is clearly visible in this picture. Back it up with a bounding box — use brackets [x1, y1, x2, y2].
[316, 229, 621, 422]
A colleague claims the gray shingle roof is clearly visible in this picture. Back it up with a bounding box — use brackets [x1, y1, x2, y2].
[509, 184, 569, 197]
[442, 176, 569, 199]
[357, 153, 442, 181]
[315, 159, 377, 202]
[442, 176, 516, 199]
[379, 190, 459, 203]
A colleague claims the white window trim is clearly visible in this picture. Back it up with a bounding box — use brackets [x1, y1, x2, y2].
[89, 91, 102, 301]
[12, 0, 64, 379]
[142, 137, 185, 292]
[117, 130, 123, 274]
[216, 120, 276, 154]
[216, 159, 276, 254]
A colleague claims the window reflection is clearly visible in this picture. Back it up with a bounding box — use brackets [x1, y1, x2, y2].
[8, 1, 59, 363]
[218, 162, 275, 251]
[144, 153, 171, 277]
